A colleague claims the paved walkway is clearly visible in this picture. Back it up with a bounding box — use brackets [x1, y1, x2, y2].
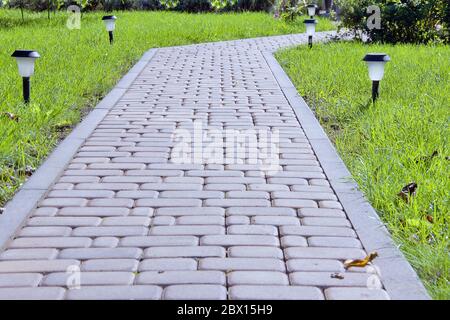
[0, 32, 426, 300]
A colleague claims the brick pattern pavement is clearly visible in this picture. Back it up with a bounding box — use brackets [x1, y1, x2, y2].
[0, 33, 390, 300]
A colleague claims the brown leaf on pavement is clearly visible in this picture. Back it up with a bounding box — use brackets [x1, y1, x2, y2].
[330, 272, 344, 279]
[344, 251, 378, 270]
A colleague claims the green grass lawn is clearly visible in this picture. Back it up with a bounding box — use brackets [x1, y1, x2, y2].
[276, 42, 449, 299]
[0, 9, 334, 207]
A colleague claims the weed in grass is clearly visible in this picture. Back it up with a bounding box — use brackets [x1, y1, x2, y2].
[277, 42, 449, 299]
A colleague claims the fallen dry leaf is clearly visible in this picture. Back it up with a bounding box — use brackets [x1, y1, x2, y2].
[1, 112, 19, 122]
[344, 251, 378, 270]
[397, 182, 417, 203]
[415, 150, 438, 164]
[330, 272, 344, 279]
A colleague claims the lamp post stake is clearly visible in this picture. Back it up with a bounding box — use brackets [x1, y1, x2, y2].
[23, 77, 30, 104]
[372, 80, 380, 103]
[11, 50, 40, 104]
[363, 53, 390, 104]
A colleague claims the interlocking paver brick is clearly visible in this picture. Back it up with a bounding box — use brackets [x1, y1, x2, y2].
[156, 207, 224, 216]
[227, 207, 296, 216]
[18, 227, 72, 237]
[0, 273, 43, 287]
[120, 236, 198, 247]
[72, 226, 148, 237]
[89, 198, 134, 208]
[9, 237, 92, 249]
[116, 191, 158, 199]
[200, 235, 279, 246]
[308, 236, 362, 248]
[32, 207, 58, 217]
[150, 225, 224, 236]
[272, 199, 318, 208]
[91, 237, 119, 248]
[163, 285, 227, 300]
[139, 258, 197, 271]
[204, 184, 246, 191]
[226, 191, 270, 199]
[290, 272, 375, 287]
[324, 288, 390, 300]
[66, 285, 162, 300]
[144, 246, 226, 258]
[272, 192, 337, 201]
[159, 191, 224, 199]
[286, 259, 344, 272]
[204, 199, 270, 207]
[0, 249, 59, 261]
[229, 285, 323, 300]
[226, 216, 250, 225]
[136, 199, 201, 207]
[42, 272, 135, 286]
[302, 217, 351, 227]
[58, 207, 129, 217]
[228, 246, 284, 259]
[0, 287, 66, 300]
[81, 259, 139, 271]
[130, 208, 154, 216]
[48, 190, 115, 198]
[227, 225, 278, 236]
[251, 216, 300, 226]
[176, 216, 224, 225]
[199, 258, 285, 272]
[280, 226, 357, 237]
[136, 271, 225, 285]
[59, 248, 142, 259]
[284, 247, 366, 260]
[27, 217, 102, 227]
[318, 200, 343, 209]
[40, 198, 88, 207]
[101, 217, 151, 226]
[228, 271, 288, 286]
[0, 260, 80, 273]
[280, 236, 308, 247]
[298, 208, 346, 218]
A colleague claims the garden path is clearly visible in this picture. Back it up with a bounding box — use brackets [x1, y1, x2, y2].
[0, 32, 429, 300]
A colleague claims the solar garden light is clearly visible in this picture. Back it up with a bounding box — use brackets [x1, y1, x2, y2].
[102, 15, 117, 44]
[363, 53, 391, 103]
[304, 19, 317, 49]
[11, 50, 40, 104]
[307, 4, 318, 18]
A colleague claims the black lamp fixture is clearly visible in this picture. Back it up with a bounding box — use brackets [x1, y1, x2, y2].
[304, 19, 317, 49]
[363, 53, 390, 103]
[11, 50, 40, 104]
[102, 15, 117, 44]
[307, 4, 318, 18]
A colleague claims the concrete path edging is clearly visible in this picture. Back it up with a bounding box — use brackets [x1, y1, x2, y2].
[262, 51, 430, 300]
[0, 48, 158, 252]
